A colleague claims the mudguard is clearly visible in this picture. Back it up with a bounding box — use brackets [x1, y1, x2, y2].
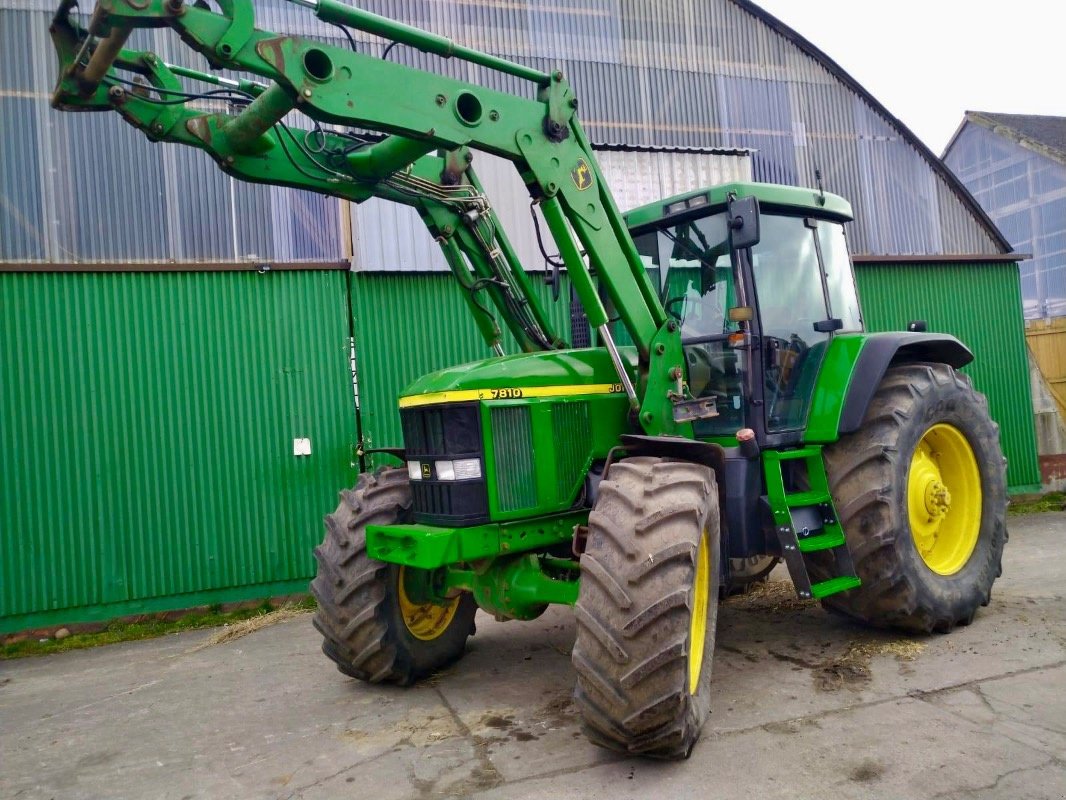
[838, 333, 973, 434]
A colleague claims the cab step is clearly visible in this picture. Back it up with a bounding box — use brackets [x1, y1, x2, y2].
[763, 447, 860, 601]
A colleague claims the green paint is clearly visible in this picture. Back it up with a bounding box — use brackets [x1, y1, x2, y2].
[312, 0, 550, 84]
[483, 395, 622, 520]
[346, 136, 439, 180]
[401, 348, 634, 397]
[795, 528, 846, 553]
[803, 333, 869, 443]
[442, 554, 580, 620]
[366, 509, 588, 569]
[552, 402, 593, 499]
[809, 576, 862, 599]
[762, 447, 859, 600]
[399, 554, 575, 624]
[398, 350, 631, 523]
[220, 82, 295, 153]
[489, 405, 538, 513]
[624, 181, 854, 231]
[639, 322, 695, 437]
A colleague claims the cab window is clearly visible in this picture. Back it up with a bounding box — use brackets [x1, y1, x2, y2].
[635, 212, 748, 435]
[750, 216, 830, 432]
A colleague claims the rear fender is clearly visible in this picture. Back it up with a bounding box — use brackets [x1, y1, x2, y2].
[838, 333, 973, 434]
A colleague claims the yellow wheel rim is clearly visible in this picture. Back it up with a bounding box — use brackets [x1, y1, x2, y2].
[688, 530, 710, 694]
[397, 567, 460, 641]
[907, 423, 982, 576]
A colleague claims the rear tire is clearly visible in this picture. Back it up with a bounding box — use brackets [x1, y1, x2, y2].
[311, 468, 476, 685]
[818, 363, 1007, 633]
[572, 457, 720, 759]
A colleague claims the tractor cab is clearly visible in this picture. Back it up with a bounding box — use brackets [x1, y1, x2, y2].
[625, 182, 864, 443]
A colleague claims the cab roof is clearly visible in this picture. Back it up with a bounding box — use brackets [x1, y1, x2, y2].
[623, 181, 854, 231]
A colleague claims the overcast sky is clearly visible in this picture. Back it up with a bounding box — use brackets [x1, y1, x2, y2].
[752, 0, 1063, 154]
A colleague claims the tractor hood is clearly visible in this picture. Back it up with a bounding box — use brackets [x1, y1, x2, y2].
[398, 347, 638, 407]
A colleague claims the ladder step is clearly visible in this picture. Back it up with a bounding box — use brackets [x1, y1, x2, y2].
[810, 576, 861, 599]
[783, 490, 831, 507]
[797, 529, 846, 553]
[771, 446, 822, 461]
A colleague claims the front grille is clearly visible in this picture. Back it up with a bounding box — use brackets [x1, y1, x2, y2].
[401, 403, 489, 526]
[552, 401, 590, 500]
[491, 405, 536, 512]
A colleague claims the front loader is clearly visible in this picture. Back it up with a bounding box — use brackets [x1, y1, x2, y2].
[49, 0, 1008, 759]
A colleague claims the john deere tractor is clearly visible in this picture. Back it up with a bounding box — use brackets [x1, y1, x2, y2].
[50, 0, 1007, 759]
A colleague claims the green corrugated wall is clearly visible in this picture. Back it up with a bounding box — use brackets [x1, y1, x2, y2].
[854, 261, 1040, 492]
[1, 259, 1040, 633]
[349, 271, 573, 466]
[0, 270, 357, 634]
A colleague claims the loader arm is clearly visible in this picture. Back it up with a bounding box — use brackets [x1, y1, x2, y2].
[49, 0, 690, 434]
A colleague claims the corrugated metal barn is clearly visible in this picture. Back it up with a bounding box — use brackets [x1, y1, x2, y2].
[0, 0, 1041, 633]
[944, 112, 1066, 322]
[943, 112, 1066, 486]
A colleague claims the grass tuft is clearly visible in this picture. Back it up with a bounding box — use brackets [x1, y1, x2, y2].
[1008, 492, 1065, 516]
[1, 597, 316, 660]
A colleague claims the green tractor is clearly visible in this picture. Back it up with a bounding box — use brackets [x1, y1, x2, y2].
[50, 0, 1007, 759]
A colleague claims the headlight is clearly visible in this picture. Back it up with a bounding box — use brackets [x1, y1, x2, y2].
[453, 458, 482, 480]
[407, 460, 422, 481]
[432, 458, 481, 481]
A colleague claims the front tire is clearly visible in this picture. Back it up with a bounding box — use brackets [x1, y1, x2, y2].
[820, 363, 1007, 633]
[311, 468, 476, 685]
[572, 457, 721, 759]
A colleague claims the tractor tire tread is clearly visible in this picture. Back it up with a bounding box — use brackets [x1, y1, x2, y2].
[311, 467, 475, 685]
[572, 457, 719, 760]
[815, 363, 1007, 633]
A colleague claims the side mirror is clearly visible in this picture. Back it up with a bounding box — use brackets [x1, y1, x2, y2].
[813, 318, 843, 333]
[727, 194, 761, 251]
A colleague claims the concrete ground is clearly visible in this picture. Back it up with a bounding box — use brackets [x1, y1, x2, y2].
[2, 514, 1064, 800]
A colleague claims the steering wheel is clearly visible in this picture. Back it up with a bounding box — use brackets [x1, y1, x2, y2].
[664, 295, 686, 322]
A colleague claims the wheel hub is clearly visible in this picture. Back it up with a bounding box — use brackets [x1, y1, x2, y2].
[923, 479, 951, 517]
[398, 566, 460, 641]
[907, 424, 982, 576]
